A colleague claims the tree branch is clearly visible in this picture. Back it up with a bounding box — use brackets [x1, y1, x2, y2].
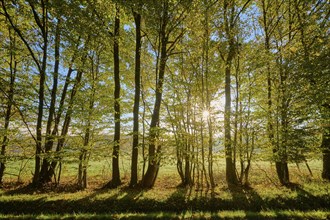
[1, 0, 41, 72]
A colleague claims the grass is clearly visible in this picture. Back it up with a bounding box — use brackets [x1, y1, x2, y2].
[0, 159, 329, 219]
[0, 210, 329, 219]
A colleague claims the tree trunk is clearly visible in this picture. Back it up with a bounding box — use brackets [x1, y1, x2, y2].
[1, 1, 48, 186]
[141, 82, 147, 179]
[278, 62, 290, 185]
[185, 100, 192, 186]
[0, 33, 17, 184]
[141, 63, 165, 188]
[141, 1, 169, 188]
[33, 33, 47, 187]
[44, 39, 82, 181]
[130, 10, 141, 188]
[224, 56, 239, 186]
[46, 68, 84, 182]
[107, 5, 121, 188]
[78, 54, 97, 189]
[78, 126, 90, 189]
[184, 144, 192, 186]
[40, 19, 61, 184]
[31, 2, 48, 187]
[322, 124, 330, 180]
[222, 0, 240, 187]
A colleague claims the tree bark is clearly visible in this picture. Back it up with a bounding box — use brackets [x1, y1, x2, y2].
[46, 67, 84, 182]
[224, 53, 238, 186]
[40, 18, 61, 184]
[1, 1, 49, 186]
[106, 5, 121, 188]
[141, 2, 168, 188]
[223, 0, 239, 186]
[321, 116, 330, 180]
[261, 0, 287, 186]
[0, 30, 17, 184]
[44, 40, 81, 181]
[33, 2, 48, 186]
[130, 9, 141, 188]
[141, 47, 166, 187]
[78, 53, 97, 189]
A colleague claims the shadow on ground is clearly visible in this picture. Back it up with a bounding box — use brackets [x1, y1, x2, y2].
[0, 181, 329, 215]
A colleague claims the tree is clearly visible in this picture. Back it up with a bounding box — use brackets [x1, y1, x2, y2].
[1, 0, 51, 185]
[259, 0, 292, 185]
[217, 0, 251, 186]
[0, 25, 18, 185]
[105, 4, 121, 188]
[130, 5, 142, 188]
[292, 0, 330, 180]
[77, 44, 105, 189]
[142, 0, 189, 188]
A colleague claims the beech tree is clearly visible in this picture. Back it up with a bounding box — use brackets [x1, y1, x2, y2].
[103, 4, 122, 189]
[141, 0, 190, 188]
[292, 0, 330, 180]
[1, 0, 51, 185]
[0, 0, 328, 190]
[129, 4, 142, 188]
[0, 24, 18, 184]
[215, 0, 251, 186]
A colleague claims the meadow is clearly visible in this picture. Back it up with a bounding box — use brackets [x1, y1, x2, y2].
[0, 157, 329, 219]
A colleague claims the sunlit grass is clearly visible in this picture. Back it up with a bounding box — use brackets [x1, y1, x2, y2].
[0, 210, 329, 219]
[0, 159, 328, 218]
[0, 178, 329, 214]
[3, 153, 324, 189]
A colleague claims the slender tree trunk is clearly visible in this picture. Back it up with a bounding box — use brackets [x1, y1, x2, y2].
[78, 126, 90, 189]
[0, 32, 17, 184]
[321, 113, 330, 180]
[166, 103, 185, 185]
[40, 19, 61, 184]
[222, 0, 240, 186]
[130, 10, 141, 188]
[174, 127, 184, 184]
[224, 54, 238, 186]
[141, 82, 147, 179]
[279, 61, 290, 185]
[202, 0, 215, 190]
[107, 5, 121, 188]
[1, 1, 49, 186]
[78, 54, 97, 189]
[184, 95, 192, 186]
[78, 115, 92, 189]
[234, 44, 241, 180]
[261, 0, 290, 186]
[47, 68, 84, 181]
[184, 143, 192, 186]
[44, 43, 80, 180]
[141, 1, 169, 188]
[141, 49, 166, 187]
[33, 16, 48, 187]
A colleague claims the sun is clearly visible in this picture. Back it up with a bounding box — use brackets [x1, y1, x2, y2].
[202, 110, 209, 119]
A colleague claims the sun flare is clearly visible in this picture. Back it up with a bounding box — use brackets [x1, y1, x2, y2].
[202, 110, 210, 119]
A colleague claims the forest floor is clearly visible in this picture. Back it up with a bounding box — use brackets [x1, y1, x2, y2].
[0, 160, 329, 219]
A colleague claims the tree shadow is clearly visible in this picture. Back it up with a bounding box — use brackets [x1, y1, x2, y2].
[284, 182, 328, 210]
[228, 184, 264, 213]
[74, 184, 171, 214]
[3, 182, 84, 195]
[1, 179, 329, 216]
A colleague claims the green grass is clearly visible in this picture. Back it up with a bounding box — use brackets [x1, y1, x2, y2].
[0, 159, 329, 218]
[0, 210, 329, 219]
[0, 180, 329, 214]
